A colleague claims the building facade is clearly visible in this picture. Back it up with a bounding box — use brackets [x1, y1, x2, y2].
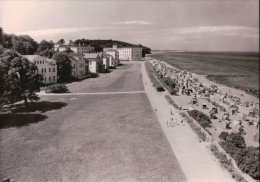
[103, 45, 142, 61]
[54, 43, 95, 54]
[103, 50, 119, 67]
[23, 55, 57, 84]
[70, 54, 86, 78]
[83, 53, 104, 73]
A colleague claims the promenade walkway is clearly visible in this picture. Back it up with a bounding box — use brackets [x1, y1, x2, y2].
[141, 62, 236, 182]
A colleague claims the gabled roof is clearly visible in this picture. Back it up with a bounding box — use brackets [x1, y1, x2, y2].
[23, 55, 40, 61]
[83, 53, 100, 59]
[23, 55, 56, 65]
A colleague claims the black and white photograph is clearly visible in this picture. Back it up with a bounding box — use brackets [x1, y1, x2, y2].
[0, 0, 259, 181]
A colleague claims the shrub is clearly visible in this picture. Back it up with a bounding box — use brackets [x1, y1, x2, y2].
[219, 131, 229, 141]
[91, 73, 99, 78]
[156, 86, 165, 92]
[188, 110, 212, 129]
[220, 133, 260, 180]
[46, 84, 69, 93]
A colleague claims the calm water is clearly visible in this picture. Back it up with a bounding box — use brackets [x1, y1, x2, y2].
[149, 51, 259, 97]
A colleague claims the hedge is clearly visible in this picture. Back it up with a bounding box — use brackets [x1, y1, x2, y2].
[45, 84, 70, 93]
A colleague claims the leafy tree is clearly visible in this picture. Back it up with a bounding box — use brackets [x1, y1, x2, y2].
[64, 47, 74, 54]
[53, 52, 72, 83]
[57, 39, 65, 45]
[0, 49, 43, 107]
[1, 33, 13, 49]
[226, 132, 246, 148]
[69, 40, 74, 45]
[219, 131, 229, 141]
[37, 40, 54, 58]
[0, 27, 3, 43]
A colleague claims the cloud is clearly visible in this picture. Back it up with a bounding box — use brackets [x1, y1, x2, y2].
[172, 26, 259, 37]
[112, 21, 153, 25]
[16, 27, 94, 37]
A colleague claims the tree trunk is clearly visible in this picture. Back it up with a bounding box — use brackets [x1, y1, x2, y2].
[24, 97, 28, 108]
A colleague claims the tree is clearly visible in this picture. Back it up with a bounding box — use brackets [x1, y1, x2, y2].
[0, 27, 3, 44]
[53, 52, 72, 83]
[0, 49, 43, 107]
[219, 131, 229, 141]
[69, 40, 74, 45]
[37, 40, 54, 58]
[64, 47, 74, 54]
[57, 39, 65, 45]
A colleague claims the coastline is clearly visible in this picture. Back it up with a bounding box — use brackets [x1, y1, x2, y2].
[158, 59, 259, 104]
[149, 52, 259, 98]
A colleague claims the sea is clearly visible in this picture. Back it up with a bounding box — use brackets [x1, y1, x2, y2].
[149, 50, 259, 98]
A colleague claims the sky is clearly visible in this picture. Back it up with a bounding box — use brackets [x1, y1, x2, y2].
[0, 0, 259, 51]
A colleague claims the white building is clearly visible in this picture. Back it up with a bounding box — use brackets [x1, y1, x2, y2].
[54, 43, 95, 54]
[23, 55, 57, 84]
[103, 45, 142, 61]
[102, 50, 119, 67]
[69, 53, 86, 78]
[83, 53, 104, 73]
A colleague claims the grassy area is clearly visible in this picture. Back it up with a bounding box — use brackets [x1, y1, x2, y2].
[67, 63, 144, 93]
[0, 62, 186, 181]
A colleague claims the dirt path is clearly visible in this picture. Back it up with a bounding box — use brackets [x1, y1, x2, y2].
[141, 62, 236, 182]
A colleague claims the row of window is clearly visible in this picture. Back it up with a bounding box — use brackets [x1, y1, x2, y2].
[44, 76, 56, 82]
[40, 67, 56, 73]
[35, 60, 45, 64]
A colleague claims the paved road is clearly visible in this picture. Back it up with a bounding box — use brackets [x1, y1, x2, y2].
[0, 62, 186, 182]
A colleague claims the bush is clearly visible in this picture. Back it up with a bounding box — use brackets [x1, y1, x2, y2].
[91, 73, 99, 78]
[188, 110, 212, 129]
[46, 84, 69, 93]
[219, 131, 229, 141]
[156, 86, 165, 92]
[220, 132, 260, 180]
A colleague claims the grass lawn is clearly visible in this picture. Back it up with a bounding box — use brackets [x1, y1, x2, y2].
[67, 62, 144, 93]
[0, 62, 186, 181]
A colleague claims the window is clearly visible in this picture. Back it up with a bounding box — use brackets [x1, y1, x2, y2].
[53, 67, 55, 72]
[49, 76, 51, 81]
[40, 61, 41, 64]
[49, 68, 51, 72]
[53, 76, 55, 81]
[42, 68, 44, 73]
[44, 68, 46, 73]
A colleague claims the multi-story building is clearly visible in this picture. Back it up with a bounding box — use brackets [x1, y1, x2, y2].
[83, 53, 105, 73]
[69, 53, 86, 78]
[54, 43, 95, 54]
[103, 49, 120, 67]
[23, 55, 57, 84]
[103, 45, 142, 61]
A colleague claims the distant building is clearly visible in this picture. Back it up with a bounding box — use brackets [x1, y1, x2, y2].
[23, 55, 57, 84]
[83, 53, 104, 73]
[103, 49, 120, 67]
[69, 53, 86, 78]
[103, 45, 142, 61]
[54, 43, 95, 54]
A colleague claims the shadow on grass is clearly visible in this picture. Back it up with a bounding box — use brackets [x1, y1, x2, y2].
[0, 113, 48, 129]
[9, 101, 67, 113]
